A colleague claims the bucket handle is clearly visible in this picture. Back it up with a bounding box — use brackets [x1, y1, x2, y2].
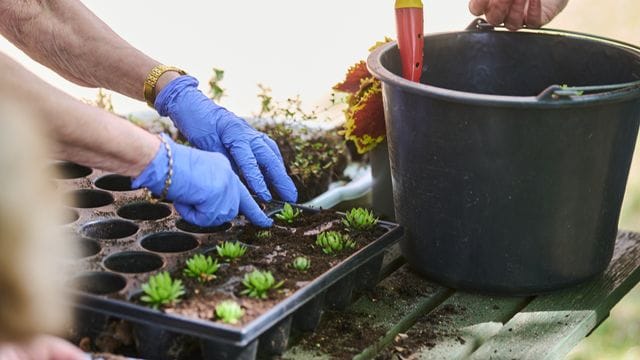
[536, 81, 640, 101]
[466, 18, 640, 101]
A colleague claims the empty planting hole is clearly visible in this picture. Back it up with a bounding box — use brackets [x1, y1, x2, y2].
[140, 232, 199, 253]
[81, 219, 139, 239]
[50, 162, 92, 179]
[73, 238, 101, 258]
[175, 218, 231, 234]
[70, 272, 127, 295]
[62, 209, 79, 225]
[95, 174, 133, 191]
[117, 202, 171, 221]
[104, 251, 163, 273]
[65, 189, 114, 208]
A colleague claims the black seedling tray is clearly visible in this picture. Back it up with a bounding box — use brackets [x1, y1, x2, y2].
[56, 161, 403, 359]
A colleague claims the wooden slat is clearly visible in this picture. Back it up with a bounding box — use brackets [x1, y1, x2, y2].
[282, 266, 451, 359]
[469, 231, 640, 360]
[395, 293, 531, 360]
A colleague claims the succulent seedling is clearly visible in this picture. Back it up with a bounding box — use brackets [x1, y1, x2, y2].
[316, 231, 356, 255]
[292, 256, 311, 272]
[183, 254, 219, 283]
[215, 300, 244, 325]
[256, 230, 272, 239]
[140, 272, 185, 309]
[216, 241, 247, 261]
[342, 207, 378, 231]
[275, 203, 302, 224]
[240, 270, 284, 299]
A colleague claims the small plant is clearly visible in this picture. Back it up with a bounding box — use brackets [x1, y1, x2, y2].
[140, 272, 185, 309]
[183, 254, 219, 283]
[208, 67, 226, 102]
[216, 241, 247, 261]
[215, 300, 244, 325]
[240, 270, 284, 299]
[275, 203, 302, 224]
[316, 231, 356, 255]
[292, 256, 311, 272]
[256, 230, 272, 239]
[342, 207, 378, 231]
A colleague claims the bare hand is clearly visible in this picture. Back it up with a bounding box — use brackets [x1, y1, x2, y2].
[0, 336, 86, 360]
[469, 0, 569, 30]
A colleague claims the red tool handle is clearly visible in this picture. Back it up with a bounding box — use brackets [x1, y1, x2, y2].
[395, 1, 424, 82]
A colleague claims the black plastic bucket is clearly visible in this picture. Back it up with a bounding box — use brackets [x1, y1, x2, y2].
[367, 20, 640, 295]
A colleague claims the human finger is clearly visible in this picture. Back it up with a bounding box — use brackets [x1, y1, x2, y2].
[469, 0, 490, 16]
[504, 0, 527, 30]
[252, 139, 298, 203]
[526, 0, 543, 28]
[237, 182, 273, 228]
[174, 201, 236, 227]
[485, 0, 513, 25]
[262, 134, 285, 164]
[229, 142, 271, 202]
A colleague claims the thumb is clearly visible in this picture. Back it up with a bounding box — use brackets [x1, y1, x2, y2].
[238, 182, 273, 228]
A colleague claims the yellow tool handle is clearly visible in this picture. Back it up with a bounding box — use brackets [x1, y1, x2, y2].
[395, 0, 423, 9]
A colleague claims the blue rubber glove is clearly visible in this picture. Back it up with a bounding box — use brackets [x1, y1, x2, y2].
[155, 75, 297, 203]
[132, 134, 273, 228]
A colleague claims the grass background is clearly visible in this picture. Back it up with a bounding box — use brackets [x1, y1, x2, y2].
[552, 1, 640, 358]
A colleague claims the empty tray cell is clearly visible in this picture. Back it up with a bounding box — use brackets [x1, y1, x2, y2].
[175, 218, 231, 233]
[71, 272, 127, 295]
[81, 219, 139, 240]
[72, 237, 101, 259]
[140, 232, 199, 253]
[104, 251, 164, 273]
[65, 189, 114, 208]
[62, 208, 80, 225]
[49, 161, 92, 179]
[95, 174, 133, 191]
[117, 202, 172, 221]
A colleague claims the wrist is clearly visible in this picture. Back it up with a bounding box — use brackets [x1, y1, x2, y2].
[143, 65, 187, 108]
[132, 134, 172, 195]
[156, 71, 182, 95]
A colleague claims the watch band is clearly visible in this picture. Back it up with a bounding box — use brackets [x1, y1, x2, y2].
[143, 65, 187, 108]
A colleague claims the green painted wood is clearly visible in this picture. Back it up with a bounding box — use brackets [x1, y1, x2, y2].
[395, 293, 532, 360]
[468, 231, 640, 360]
[282, 266, 451, 359]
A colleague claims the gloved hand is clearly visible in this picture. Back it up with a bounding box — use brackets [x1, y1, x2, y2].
[469, 0, 568, 30]
[132, 134, 272, 228]
[155, 75, 297, 203]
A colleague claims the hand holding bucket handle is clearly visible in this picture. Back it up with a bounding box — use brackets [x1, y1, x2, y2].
[468, 0, 569, 30]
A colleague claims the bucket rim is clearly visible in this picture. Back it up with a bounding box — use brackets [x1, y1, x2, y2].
[367, 27, 640, 108]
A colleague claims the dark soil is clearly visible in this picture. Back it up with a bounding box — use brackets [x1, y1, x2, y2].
[376, 304, 467, 359]
[296, 310, 387, 360]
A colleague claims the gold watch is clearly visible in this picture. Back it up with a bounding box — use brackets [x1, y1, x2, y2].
[143, 65, 187, 108]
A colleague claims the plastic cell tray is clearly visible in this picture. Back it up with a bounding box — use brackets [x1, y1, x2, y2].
[56, 161, 403, 359]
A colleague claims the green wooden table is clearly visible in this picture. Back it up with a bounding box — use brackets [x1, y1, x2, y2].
[282, 231, 640, 360]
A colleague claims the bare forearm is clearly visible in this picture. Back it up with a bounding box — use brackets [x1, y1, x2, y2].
[0, 0, 159, 101]
[0, 52, 159, 176]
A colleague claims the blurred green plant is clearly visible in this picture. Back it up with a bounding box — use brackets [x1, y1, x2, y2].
[215, 300, 245, 325]
[292, 256, 311, 272]
[316, 231, 355, 255]
[183, 254, 219, 283]
[240, 270, 284, 299]
[342, 207, 378, 231]
[275, 203, 302, 224]
[216, 241, 247, 261]
[140, 272, 185, 309]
